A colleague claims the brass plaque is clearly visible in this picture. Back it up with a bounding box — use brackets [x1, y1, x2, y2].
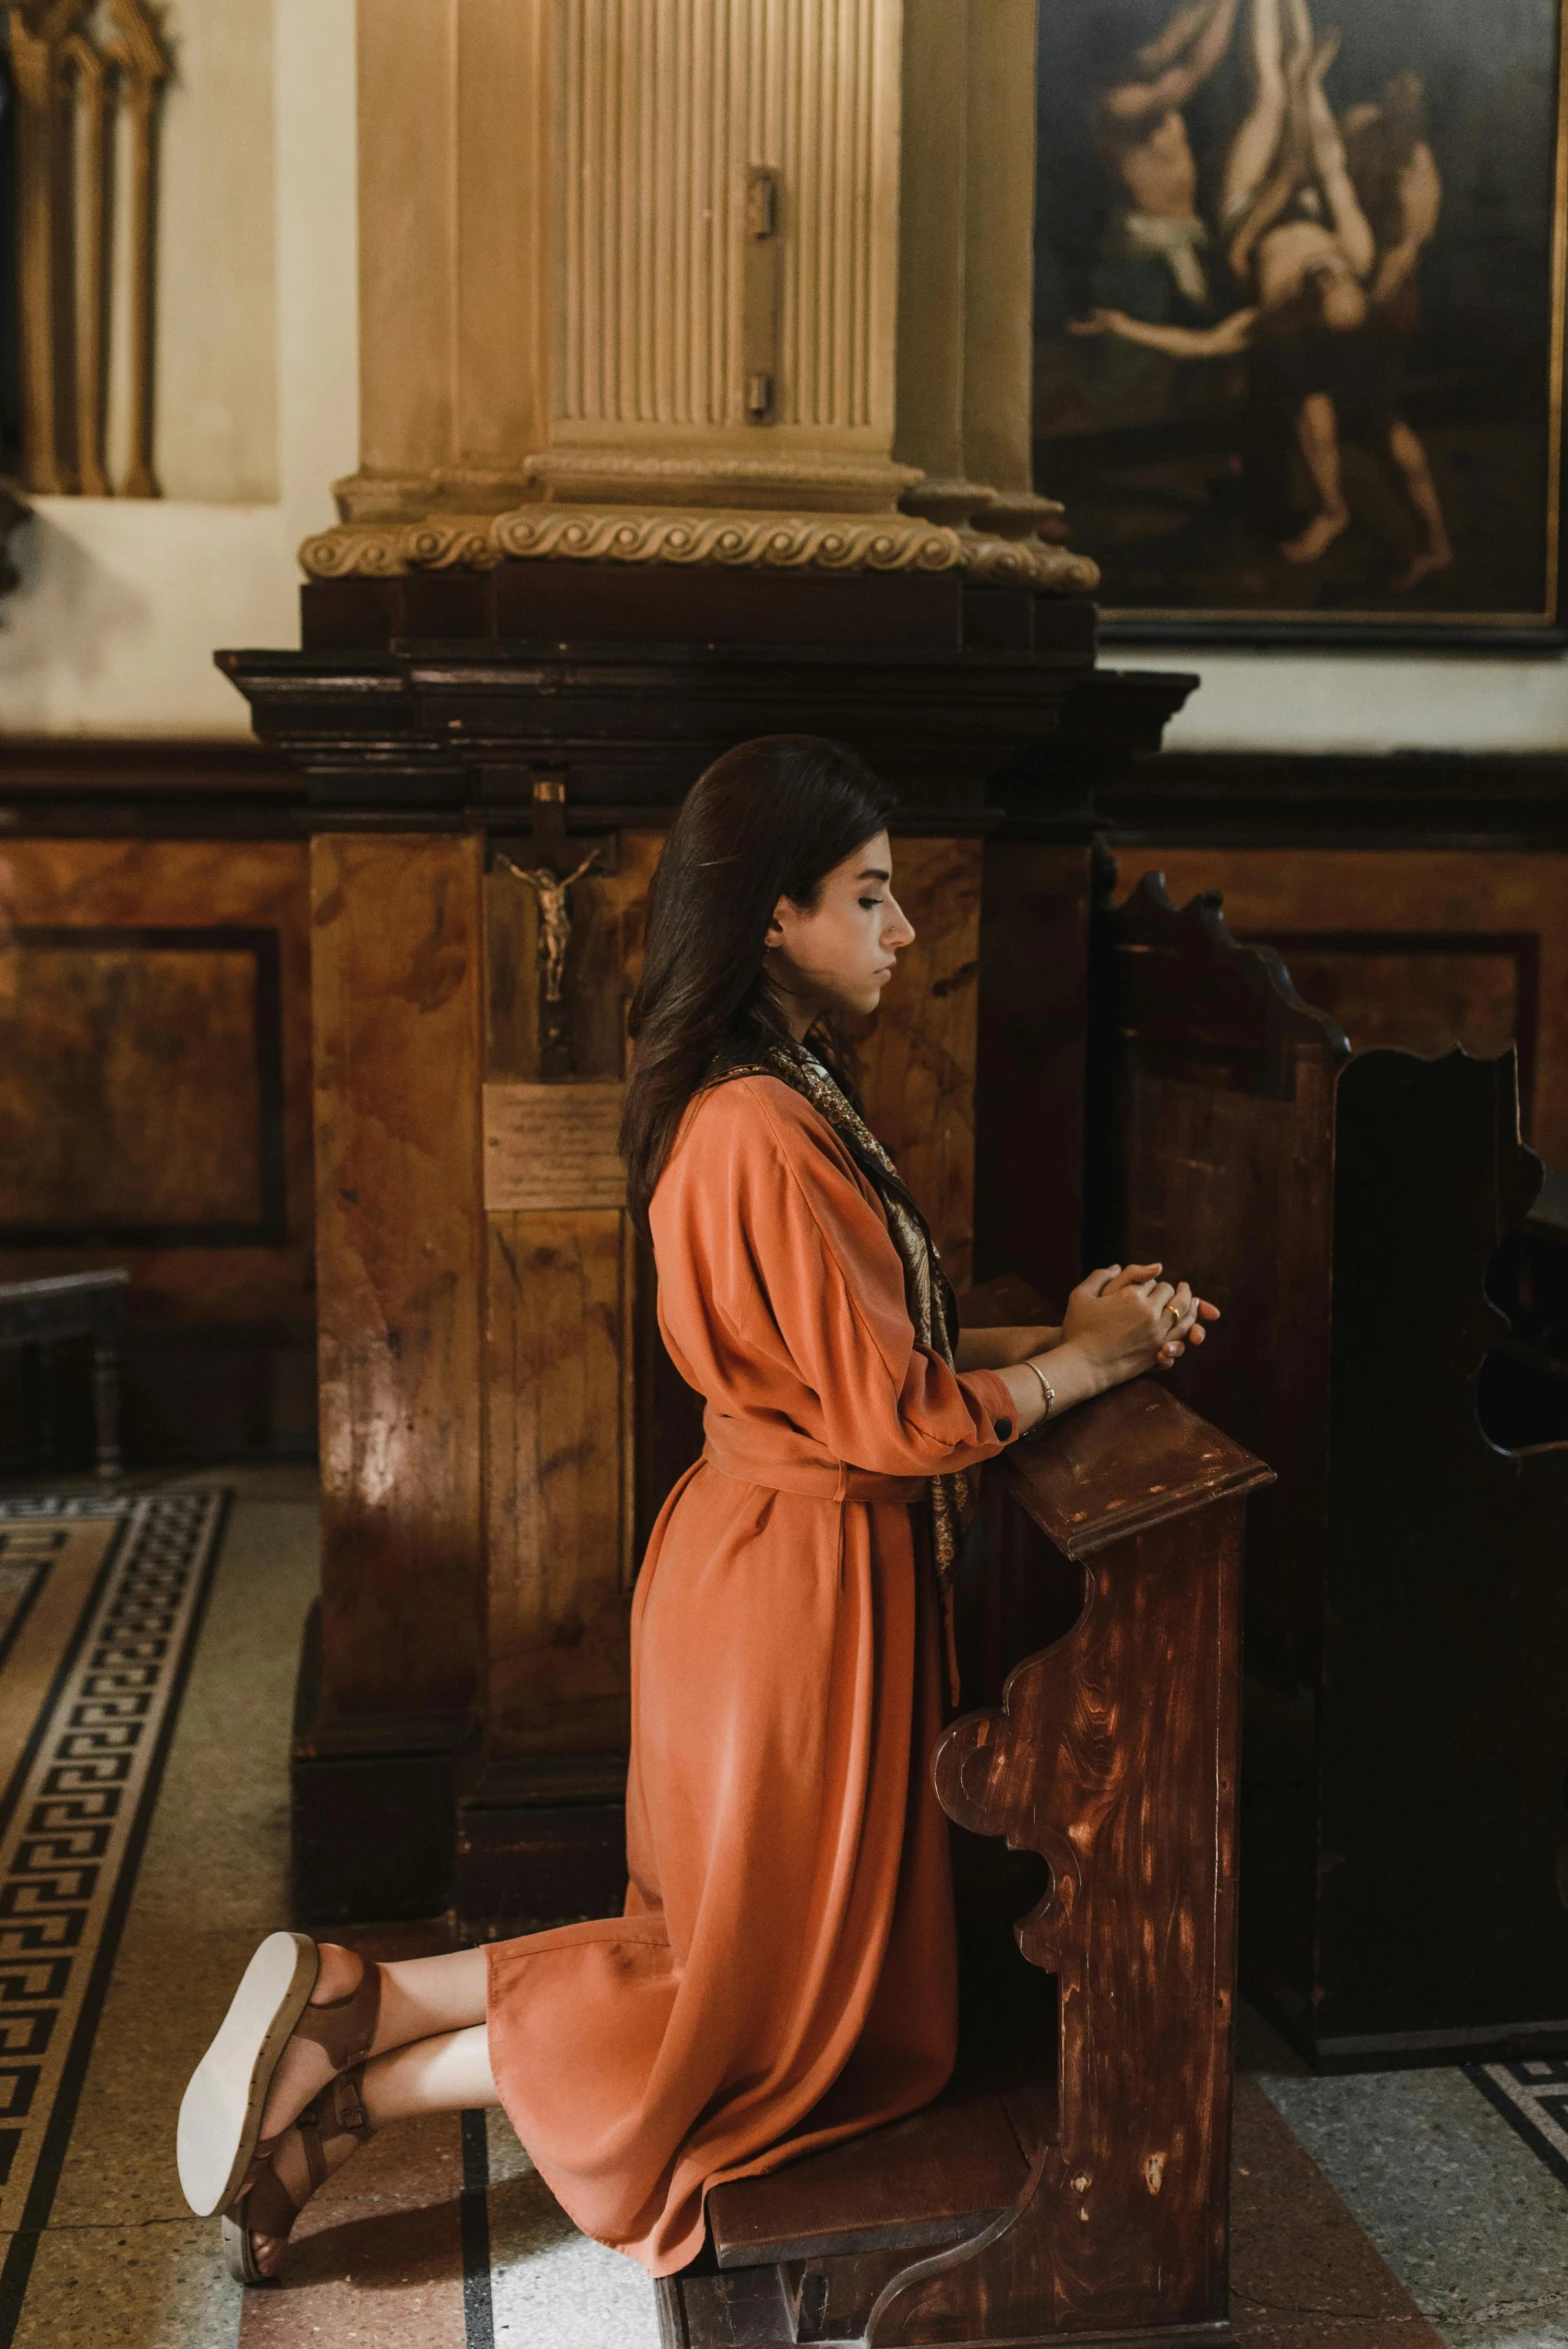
[483, 1082, 626, 1212]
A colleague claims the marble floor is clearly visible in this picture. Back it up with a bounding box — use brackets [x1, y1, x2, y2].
[0, 1465, 1560, 2349]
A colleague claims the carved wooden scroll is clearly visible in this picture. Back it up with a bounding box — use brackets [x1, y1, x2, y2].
[8, 0, 168, 497]
[883, 1382, 1271, 2348]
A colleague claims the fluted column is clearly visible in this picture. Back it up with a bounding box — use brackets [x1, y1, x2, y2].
[307, 0, 1093, 590]
[896, 0, 1071, 551]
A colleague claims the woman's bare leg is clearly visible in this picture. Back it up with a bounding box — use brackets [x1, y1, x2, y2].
[249, 2024, 500, 2279]
[259, 1944, 490, 2140]
[1387, 418, 1454, 587]
[1282, 391, 1350, 561]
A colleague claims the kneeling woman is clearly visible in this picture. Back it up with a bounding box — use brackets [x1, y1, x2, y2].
[178, 735, 1215, 2283]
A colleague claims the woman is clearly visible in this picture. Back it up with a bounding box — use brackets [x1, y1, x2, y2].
[177, 736, 1216, 2285]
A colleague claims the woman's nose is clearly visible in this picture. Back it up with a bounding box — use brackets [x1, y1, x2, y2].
[886, 896, 915, 949]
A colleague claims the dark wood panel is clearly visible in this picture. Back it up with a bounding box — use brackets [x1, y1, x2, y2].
[708, 2090, 1029, 2269]
[311, 831, 486, 1718]
[855, 834, 983, 1286]
[0, 925, 285, 1242]
[0, 841, 315, 1469]
[1101, 750, 1568, 852]
[1311, 1048, 1568, 2058]
[1237, 929, 1540, 1132]
[1110, 846, 1568, 1187]
[484, 1209, 633, 1756]
[0, 735, 304, 838]
[973, 840, 1093, 1310]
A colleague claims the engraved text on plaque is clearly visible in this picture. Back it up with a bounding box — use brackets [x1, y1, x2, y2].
[483, 1083, 626, 1212]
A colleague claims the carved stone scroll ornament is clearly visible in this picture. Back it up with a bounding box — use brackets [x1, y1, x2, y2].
[297, 505, 1100, 589]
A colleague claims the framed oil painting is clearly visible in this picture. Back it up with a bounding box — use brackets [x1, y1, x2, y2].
[1032, 0, 1568, 639]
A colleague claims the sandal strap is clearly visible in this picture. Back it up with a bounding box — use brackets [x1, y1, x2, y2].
[225, 2082, 374, 2264]
[292, 1946, 382, 2069]
[295, 2094, 332, 2196]
[231, 2133, 307, 2244]
[330, 2062, 375, 2143]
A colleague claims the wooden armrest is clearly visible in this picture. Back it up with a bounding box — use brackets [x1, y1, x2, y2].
[999, 1376, 1271, 1557]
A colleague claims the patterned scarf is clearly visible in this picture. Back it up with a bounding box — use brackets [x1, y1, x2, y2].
[707, 1040, 972, 1689]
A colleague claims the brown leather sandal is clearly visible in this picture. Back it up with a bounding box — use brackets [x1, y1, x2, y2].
[221, 2064, 377, 2284]
[177, 1932, 382, 2219]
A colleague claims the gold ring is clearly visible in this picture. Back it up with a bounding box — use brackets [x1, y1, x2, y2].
[1163, 1299, 1182, 1323]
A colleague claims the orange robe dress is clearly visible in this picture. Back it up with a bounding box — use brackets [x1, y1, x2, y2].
[486, 1073, 1016, 2275]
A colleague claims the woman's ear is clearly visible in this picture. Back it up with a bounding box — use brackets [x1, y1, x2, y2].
[764, 895, 791, 949]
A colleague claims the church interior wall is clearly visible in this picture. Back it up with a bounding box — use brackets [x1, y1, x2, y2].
[1, 0, 1565, 1479]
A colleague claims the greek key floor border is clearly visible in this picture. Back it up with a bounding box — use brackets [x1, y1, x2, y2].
[0, 1491, 228, 2343]
[1468, 2058, 1568, 2193]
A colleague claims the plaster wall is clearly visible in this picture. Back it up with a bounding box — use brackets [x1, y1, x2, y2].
[154, 0, 279, 504]
[1162, 649, 1568, 753]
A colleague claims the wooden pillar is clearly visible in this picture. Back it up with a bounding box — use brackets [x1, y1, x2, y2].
[294, 832, 487, 1922]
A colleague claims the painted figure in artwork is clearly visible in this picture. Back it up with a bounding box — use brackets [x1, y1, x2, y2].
[174, 737, 1218, 2285]
[1071, 0, 1453, 586]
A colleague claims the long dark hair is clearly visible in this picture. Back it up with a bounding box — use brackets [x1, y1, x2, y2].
[621, 734, 896, 1230]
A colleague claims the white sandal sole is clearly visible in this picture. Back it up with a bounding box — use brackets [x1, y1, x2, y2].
[220, 2208, 266, 2284]
[177, 1930, 318, 2218]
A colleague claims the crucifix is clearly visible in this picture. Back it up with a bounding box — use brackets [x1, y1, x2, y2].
[489, 775, 609, 1079]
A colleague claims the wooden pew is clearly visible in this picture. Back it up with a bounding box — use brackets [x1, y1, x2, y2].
[1100, 874, 1568, 2069]
[660, 1378, 1270, 2349]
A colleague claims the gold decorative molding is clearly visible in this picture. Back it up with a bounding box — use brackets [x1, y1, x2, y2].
[491, 505, 959, 574]
[298, 517, 504, 580]
[954, 529, 1101, 594]
[298, 503, 1102, 588]
[8, 0, 169, 497]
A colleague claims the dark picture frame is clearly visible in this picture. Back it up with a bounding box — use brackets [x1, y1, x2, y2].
[1032, 0, 1568, 644]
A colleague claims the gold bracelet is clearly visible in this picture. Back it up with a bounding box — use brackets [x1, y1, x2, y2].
[1027, 1359, 1056, 1420]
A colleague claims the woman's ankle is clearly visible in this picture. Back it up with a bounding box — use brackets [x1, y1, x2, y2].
[309, 1942, 365, 2004]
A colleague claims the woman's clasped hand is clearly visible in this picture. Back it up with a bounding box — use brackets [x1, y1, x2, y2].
[1062, 1261, 1219, 1385]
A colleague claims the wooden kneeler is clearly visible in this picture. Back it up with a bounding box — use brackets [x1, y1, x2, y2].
[658, 1380, 1271, 2349]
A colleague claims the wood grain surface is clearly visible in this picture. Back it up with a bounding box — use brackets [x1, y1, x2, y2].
[311, 832, 486, 1718]
[1099, 877, 1348, 1689]
[1113, 846, 1568, 1163]
[484, 1208, 633, 1755]
[910, 1399, 1262, 2345]
[0, 838, 312, 1326]
[974, 839, 1094, 1311]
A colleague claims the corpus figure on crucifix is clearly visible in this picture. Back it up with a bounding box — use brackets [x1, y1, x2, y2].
[496, 849, 601, 1002]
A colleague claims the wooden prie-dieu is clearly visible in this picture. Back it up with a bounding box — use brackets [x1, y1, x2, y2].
[664, 1375, 1270, 2349]
[1096, 873, 1568, 2069]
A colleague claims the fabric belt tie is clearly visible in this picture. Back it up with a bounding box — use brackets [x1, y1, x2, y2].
[701, 1439, 926, 1507]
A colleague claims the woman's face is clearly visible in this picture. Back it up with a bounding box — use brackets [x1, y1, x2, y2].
[764, 830, 916, 1036]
